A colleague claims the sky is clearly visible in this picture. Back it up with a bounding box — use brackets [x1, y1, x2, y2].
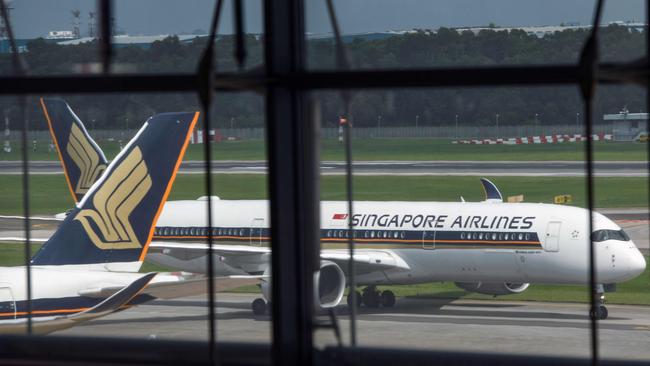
[7, 0, 647, 39]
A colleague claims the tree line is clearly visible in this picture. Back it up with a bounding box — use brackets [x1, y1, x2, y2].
[0, 25, 645, 131]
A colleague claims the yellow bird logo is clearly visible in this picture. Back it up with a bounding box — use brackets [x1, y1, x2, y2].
[74, 147, 152, 250]
[67, 124, 107, 195]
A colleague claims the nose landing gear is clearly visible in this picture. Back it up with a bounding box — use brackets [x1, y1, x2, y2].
[252, 298, 268, 315]
[590, 284, 608, 320]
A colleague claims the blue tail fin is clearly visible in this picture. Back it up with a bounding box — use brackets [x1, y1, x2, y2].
[480, 178, 503, 202]
[40, 98, 108, 203]
[31, 111, 199, 270]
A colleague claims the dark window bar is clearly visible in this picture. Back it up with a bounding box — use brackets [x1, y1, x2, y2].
[0, 62, 647, 95]
[0, 0, 648, 365]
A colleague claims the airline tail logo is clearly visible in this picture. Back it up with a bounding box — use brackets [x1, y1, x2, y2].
[67, 124, 107, 194]
[74, 147, 151, 250]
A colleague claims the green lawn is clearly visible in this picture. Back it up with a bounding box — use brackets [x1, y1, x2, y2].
[2, 138, 647, 161]
[0, 174, 646, 215]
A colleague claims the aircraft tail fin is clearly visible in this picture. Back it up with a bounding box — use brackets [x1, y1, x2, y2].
[40, 98, 109, 203]
[480, 178, 503, 202]
[31, 111, 199, 271]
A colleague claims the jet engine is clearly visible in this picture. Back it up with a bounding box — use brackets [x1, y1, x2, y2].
[455, 282, 529, 296]
[260, 261, 345, 308]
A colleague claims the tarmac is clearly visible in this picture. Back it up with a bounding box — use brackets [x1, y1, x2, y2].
[55, 293, 650, 361]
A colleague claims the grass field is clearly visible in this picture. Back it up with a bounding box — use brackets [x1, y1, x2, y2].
[0, 174, 646, 215]
[2, 138, 647, 161]
[1, 242, 648, 306]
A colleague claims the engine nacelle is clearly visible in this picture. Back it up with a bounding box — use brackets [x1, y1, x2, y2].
[260, 261, 346, 309]
[455, 281, 530, 296]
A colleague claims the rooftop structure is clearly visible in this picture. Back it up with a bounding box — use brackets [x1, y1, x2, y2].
[604, 107, 648, 141]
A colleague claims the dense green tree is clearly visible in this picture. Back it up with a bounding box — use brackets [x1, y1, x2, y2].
[0, 25, 644, 131]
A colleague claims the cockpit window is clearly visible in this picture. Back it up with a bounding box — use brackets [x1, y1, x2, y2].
[591, 229, 630, 242]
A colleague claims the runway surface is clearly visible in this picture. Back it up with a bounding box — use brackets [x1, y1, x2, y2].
[0, 160, 647, 177]
[55, 293, 650, 361]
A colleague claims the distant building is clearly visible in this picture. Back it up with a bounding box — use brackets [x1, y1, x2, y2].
[45, 31, 76, 40]
[603, 107, 648, 141]
[57, 34, 207, 49]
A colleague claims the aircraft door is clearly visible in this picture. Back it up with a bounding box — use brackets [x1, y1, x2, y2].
[0, 286, 16, 319]
[544, 221, 561, 252]
[249, 218, 264, 246]
[422, 231, 435, 249]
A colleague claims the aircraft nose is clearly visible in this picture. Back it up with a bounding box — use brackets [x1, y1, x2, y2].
[629, 247, 646, 277]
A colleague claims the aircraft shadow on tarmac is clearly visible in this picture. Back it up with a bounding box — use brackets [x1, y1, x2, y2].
[82, 291, 614, 329]
[148, 292, 594, 322]
[330, 291, 594, 322]
[78, 308, 264, 327]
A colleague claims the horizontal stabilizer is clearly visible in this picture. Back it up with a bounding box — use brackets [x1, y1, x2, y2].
[78, 273, 262, 299]
[77, 273, 156, 317]
[0, 273, 156, 335]
[480, 178, 503, 202]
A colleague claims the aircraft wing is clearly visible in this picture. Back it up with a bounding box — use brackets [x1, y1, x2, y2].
[149, 242, 409, 275]
[0, 273, 156, 335]
[149, 241, 270, 256]
[320, 249, 411, 274]
[77, 272, 263, 299]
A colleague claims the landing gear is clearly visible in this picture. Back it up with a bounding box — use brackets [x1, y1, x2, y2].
[381, 290, 396, 307]
[590, 305, 608, 320]
[354, 286, 396, 308]
[590, 284, 609, 320]
[362, 287, 381, 308]
[252, 298, 267, 315]
[347, 290, 362, 308]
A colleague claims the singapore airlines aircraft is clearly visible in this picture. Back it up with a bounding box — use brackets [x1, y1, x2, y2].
[39, 98, 646, 320]
[0, 110, 256, 334]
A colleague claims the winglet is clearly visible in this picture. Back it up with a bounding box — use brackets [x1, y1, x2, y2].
[480, 178, 503, 202]
[31, 112, 199, 271]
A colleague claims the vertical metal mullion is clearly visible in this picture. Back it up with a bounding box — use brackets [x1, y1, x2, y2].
[264, 0, 316, 365]
[0, 2, 32, 334]
[579, 1, 604, 363]
[99, 0, 113, 73]
[646, 0, 650, 292]
[19, 97, 31, 334]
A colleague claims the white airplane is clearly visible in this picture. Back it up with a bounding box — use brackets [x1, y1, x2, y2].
[0, 109, 257, 334]
[38, 98, 646, 320]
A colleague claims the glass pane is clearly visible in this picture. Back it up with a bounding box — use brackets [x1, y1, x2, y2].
[0, 92, 268, 352]
[593, 84, 649, 360]
[305, 0, 644, 70]
[310, 86, 647, 360]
